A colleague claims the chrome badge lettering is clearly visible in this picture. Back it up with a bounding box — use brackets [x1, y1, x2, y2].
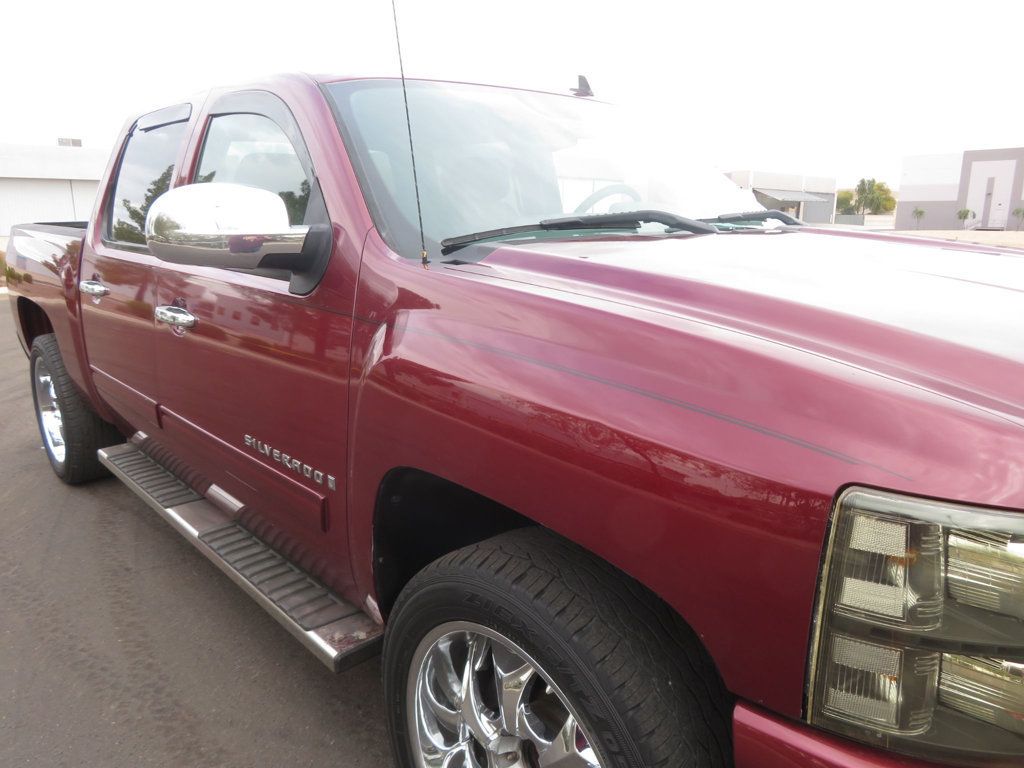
[244, 435, 336, 491]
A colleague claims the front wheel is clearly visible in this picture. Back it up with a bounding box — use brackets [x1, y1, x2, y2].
[383, 528, 733, 768]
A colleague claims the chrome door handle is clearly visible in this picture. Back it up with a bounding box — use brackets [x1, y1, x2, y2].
[79, 279, 110, 297]
[155, 305, 197, 329]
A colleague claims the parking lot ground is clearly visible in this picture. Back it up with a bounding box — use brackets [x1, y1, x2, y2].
[0, 297, 393, 768]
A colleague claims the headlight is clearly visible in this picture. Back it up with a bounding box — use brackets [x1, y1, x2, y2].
[808, 487, 1024, 765]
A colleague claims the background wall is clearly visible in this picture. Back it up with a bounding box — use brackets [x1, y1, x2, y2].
[896, 148, 1024, 229]
[0, 178, 99, 234]
[0, 144, 107, 236]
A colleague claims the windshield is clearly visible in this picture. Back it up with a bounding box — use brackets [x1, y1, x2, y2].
[325, 79, 760, 259]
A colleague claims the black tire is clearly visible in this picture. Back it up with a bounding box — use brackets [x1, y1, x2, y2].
[383, 528, 733, 768]
[30, 333, 121, 484]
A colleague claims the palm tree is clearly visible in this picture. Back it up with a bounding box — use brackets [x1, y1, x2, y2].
[1013, 206, 1024, 231]
[855, 179, 873, 214]
[912, 208, 925, 229]
[853, 178, 896, 215]
[956, 208, 975, 230]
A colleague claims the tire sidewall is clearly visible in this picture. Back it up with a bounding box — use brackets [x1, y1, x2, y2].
[384, 574, 644, 768]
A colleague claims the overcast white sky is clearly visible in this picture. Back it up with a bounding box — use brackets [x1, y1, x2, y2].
[1, 0, 1021, 189]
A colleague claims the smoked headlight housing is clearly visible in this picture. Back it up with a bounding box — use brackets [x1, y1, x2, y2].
[808, 488, 1024, 766]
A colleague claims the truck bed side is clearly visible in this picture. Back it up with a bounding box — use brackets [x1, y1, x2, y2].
[5, 222, 99, 406]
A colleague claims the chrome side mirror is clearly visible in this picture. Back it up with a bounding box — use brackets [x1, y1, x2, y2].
[145, 183, 310, 270]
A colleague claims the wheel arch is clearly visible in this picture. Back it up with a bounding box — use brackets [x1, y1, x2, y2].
[372, 466, 534, 619]
[369, 466, 732, 700]
[16, 296, 54, 353]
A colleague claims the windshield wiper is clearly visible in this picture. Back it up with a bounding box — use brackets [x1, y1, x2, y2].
[440, 210, 716, 255]
[701, 209, 804, 227]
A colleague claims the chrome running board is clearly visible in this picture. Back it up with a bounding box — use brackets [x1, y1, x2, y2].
[98, 442, 382, 672]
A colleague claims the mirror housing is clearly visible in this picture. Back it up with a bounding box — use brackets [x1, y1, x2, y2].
[145, 183, 314, 272]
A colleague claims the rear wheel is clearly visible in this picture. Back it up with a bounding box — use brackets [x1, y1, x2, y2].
[30, 334, 121, 484]
[383, 528, 733, 768]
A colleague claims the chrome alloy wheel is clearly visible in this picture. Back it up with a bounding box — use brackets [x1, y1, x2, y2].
[33, 356, 66, 465]
[408, 621, 604, 768]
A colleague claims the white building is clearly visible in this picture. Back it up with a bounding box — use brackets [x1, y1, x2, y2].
[727, 170, 837, 224]
[896, 148, 1024, 230]
[0, 143, 108, 240]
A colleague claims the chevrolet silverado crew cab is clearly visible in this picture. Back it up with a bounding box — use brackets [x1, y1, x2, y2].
[6, 73, 1024, 768]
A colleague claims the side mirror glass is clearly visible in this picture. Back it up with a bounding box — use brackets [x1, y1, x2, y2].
[145, 183, 312, 271]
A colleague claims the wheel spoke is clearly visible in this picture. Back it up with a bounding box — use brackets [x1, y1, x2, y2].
[468, 632, 491, 672]
[42, 412, 64, 447]
[423, 681, 462, 733]
[418, 643, 465, 751]
[536, 714, 600, 768]
[491, 643, 536, 738]
[439, 742, 475, 768]
[33, 360, 66, 464]
[410, 625, 604, 768]
[460, 634, 500, 745]
[432, 640, 464, 704]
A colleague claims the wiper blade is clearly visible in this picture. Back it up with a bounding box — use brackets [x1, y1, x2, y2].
[701, 209, 804, 227]
[440, 209, 716, 254]
[540, 210, 718, 233]
[440, 224, 551, 254]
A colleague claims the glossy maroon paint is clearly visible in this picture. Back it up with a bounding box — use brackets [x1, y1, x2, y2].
[146, 76, 371, 587]
[7, 225, 89, 379]
[347, 221, 1024, 712]
[733, 704, 949, 768]
[7, 73, 1024, 764]
[79, 240, 161, 433]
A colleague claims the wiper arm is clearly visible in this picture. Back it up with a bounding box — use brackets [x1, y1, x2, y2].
[440, 209, 716, 254]
[701, 209, 804, 227]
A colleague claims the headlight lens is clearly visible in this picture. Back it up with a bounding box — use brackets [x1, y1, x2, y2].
[809, 488, 1024, 765]
[821, 633, 939, 734]
[948, 530, 1024, 620]
[940, 655, 1024, 739]
[831, 505, 944, 628]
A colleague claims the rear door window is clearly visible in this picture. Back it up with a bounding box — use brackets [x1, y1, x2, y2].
[107, 121, 187, 246]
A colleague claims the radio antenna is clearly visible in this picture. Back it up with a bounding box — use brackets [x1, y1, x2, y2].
[390, 0, 429, 268]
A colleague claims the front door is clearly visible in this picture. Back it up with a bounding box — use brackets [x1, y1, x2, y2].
[80, 111, 189, 432]
[966, 159, 1015, 229]
[151, 96, 351, 574]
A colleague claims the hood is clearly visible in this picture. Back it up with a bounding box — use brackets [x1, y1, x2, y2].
[454, 229, 1024, 424]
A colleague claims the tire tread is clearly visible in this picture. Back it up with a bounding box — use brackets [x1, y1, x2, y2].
[394, 528, 733, 768]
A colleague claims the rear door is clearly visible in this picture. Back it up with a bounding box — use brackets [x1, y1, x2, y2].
[80, 106, 190, 432]
[151, 92, 351, 568]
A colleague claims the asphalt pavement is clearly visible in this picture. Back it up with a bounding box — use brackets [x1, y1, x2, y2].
[0, 294, 394, 767]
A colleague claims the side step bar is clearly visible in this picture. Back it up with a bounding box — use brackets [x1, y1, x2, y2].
[98, 443, 382, 672]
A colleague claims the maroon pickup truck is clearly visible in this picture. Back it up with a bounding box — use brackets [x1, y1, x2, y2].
[6, 74, 1024, 768]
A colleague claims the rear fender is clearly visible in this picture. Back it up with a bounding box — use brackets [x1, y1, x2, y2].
[6, 226, 114, 421]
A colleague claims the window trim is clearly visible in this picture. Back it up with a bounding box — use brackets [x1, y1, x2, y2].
[136, 102, 192, 132]
[319, 79, 417, 259]
[189, 90, 318, 189]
